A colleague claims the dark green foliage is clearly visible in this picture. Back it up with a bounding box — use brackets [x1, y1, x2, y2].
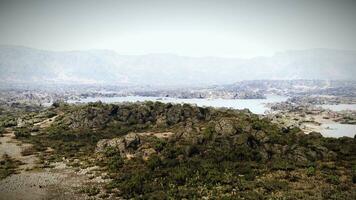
[184, 144, 199, 157]
[117, 171, 147, 197]
[326, 175, 340, 185]
[306, 166, 316, 176]
[147, 155, 161, 170]
[2, 118, 17, 127]
[152, 138, 167, 152]
[202, 124, 215, 141]
[261, 179, 289, 192]
[0, 126, 4, 136]
[0, 154, 21, 179]
[80, 186, 100, 196]
[105, 147, 123, 172]
[270, 159, 296, 171]
[14, 127, 31, 138]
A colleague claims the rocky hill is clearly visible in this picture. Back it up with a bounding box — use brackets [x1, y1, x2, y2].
[4, 101, 356, 199]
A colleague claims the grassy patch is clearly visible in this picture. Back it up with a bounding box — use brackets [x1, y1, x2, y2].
[0, 154, 22, 179]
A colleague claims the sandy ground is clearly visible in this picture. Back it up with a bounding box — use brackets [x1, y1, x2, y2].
[0, 127, 103, 200]
[0, 169, 88, 200]
[0, 131, 37, 170]
[33, 115, 58, 129]
[139, 131, 175, 139]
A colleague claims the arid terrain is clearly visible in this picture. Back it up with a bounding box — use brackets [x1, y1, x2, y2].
[0, 98, 355, 199]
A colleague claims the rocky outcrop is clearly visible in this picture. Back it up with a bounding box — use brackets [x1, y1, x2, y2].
[215, 118, 237, 135]
[96, 133, 140, 155]
[54, 102, 211, 130]
[95, 131, 175, 160]
[51, 102, 352, 167]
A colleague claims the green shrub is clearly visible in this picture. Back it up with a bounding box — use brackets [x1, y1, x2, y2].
[3, 119, 17, 127]
[0, 126, 4, 136]
[270, 159, 296, 171]
[306, 166, 316, 176]
[262, 179, 289, 192]
[153, 139, 166, 152]
[172, 166, 190, 185]
[0, 154, 21, 179]
[104, 147, 123, 172]
[80, 186, 100, 196]
[21, 146, 36, 156]
[326, 175, 340, 185]
[202, 125, 215, 141]
[119, 173, 146, 196]
[147, 155, 161, 170]
[184, 145, 199, 157]
[14, 127, 31, 138]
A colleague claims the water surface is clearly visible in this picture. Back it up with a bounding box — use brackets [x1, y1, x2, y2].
[320, 123, 355, 138]
[68, 95, 288, 114]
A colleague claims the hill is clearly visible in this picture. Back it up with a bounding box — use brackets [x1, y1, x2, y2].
[3, 101, 355, 199]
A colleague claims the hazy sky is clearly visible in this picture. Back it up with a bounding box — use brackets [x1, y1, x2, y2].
[1, 0, 356, 58]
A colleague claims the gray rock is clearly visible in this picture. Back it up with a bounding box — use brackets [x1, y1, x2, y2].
[215, 118, 236, 135]
[124, 133, 140, 148]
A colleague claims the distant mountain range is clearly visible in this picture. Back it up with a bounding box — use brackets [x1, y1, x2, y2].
[1, 45, 356, 86]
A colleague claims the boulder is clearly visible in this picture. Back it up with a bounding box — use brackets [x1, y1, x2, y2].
[96, 133, 140, 156]
[253, 130, 269, 143]
[215, 118, 236, 135]
[142, 148, 157, 160]
[293, 147, 309, 166]
[124, 133, 140, 148]
[96, 138, 126, 154]
[308, 131, 323, 139]
[166, 105, 182, 125]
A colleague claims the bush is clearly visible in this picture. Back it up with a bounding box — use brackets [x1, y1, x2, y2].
[80, 186, 100, 196]
[270, 159, 296, 171]
[326, 175, 340, 185]
[262, 179, 289, 192]
[0, 126, 4, 136]
[3, 119, 17, 127]
[21, 146, 36, 156]
[153, 139, 166, 152]
[0, 154, 21, 179]
[184, 145, 199, 157]
[104, 147, 123, 172]
[14, 128, 31, 138]
[172, 166, 190, 185]
[147, 155, 161, 170]
[306, 166, 316, 176]
[119, 173, 146, 196]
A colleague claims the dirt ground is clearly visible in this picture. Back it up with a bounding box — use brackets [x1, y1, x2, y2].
[0, 127, 102, 200]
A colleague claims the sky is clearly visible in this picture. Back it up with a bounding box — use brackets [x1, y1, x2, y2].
[1, 0, 356, 58]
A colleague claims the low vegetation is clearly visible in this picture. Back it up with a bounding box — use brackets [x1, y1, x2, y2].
[0, 154, 22, 180]
[9, 101, 356, 199]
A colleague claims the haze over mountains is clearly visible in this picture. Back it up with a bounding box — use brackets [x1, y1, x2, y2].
[1, 45, 356, 86]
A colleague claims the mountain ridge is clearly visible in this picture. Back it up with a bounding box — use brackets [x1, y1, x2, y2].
[1, 45, 356, 86]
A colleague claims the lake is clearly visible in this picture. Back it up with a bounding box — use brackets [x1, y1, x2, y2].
[320, 123, 356, 138]
[68, 95, 288, 114]
[319, 104, 356, 111]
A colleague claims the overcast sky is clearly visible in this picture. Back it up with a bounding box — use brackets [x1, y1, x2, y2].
[1, 0, 356, 58]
